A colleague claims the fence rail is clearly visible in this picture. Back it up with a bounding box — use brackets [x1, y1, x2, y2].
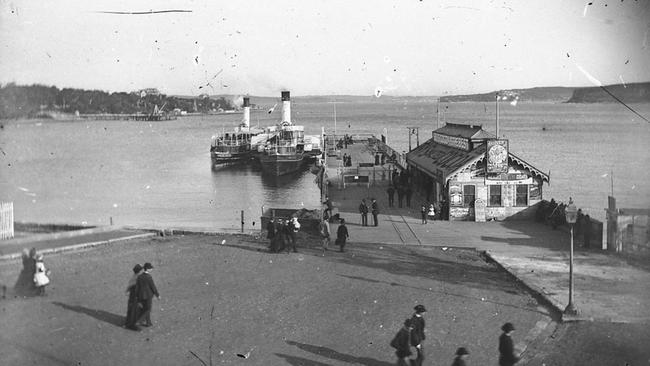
[0, 202, 14, 240]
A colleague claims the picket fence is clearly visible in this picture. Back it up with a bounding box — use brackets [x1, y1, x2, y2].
[0, 202, 14, 240]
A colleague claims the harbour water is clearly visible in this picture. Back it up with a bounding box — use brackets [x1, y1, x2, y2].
[0, 100, 648, 229]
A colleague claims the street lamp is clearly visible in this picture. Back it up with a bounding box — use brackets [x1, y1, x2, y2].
[564, 197, 578, 315]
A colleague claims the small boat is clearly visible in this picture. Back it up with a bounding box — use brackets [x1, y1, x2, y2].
[210, 97, 263, 166]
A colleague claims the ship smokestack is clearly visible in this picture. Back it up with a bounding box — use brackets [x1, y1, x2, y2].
[281, 91, 291, 124]
[243, 97, 250, 128]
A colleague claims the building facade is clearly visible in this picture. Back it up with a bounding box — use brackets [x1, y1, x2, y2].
[406, 123, 549, 221]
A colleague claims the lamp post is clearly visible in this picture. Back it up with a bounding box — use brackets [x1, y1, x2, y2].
[564, 197, 578, 315]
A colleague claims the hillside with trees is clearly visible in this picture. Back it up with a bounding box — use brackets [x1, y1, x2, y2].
[566, 82, 650, 103]
[0, 83, 235, 119]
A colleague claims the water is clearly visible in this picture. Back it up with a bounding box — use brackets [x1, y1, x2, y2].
[1, 101, 648, 228]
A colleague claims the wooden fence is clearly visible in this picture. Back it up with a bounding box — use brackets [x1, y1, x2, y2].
[0, 202, 14, 240]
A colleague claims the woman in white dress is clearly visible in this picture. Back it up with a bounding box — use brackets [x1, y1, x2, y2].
[427, 204, 436, 222]
[33, 253, 50, 296]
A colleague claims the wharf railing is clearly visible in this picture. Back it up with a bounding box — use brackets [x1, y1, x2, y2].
[0, 202, 14, 240]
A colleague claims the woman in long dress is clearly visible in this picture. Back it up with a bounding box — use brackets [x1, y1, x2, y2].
[124, 264, 143, 330]
[33, 253, 50, 296]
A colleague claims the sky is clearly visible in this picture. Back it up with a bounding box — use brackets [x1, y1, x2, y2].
[1, 0, 649, 97]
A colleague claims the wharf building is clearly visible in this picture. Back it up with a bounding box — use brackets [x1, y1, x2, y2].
[405, 123, 549, 221]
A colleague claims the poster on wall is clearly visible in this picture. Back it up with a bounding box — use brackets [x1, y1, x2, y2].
[486, 139, 509, 174]
[449, 184, 462, 206]
[529, 182, 541, 200]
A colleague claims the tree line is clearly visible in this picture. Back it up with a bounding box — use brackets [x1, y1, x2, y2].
[0, 83, 235, 119]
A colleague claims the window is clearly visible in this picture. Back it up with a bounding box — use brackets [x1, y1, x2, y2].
[516, 184, 528, 206]
[463, 185, 475, 207]
[489, 185, 502, 206]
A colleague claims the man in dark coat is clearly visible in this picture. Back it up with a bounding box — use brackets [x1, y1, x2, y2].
[390, 318, 414, 366]
[266, 218, 276, 252]
[583, 214, 592, 249]
[410, 305, 427, 366]
[405, 186, 413, 208]
[498, 322, 520, 366]
[387, 186, 395, 207]
[371, 199, 379, 226]
[336, 219, 349, 252]
[359, 199, 369, 226]
[135, 262, 160, 327]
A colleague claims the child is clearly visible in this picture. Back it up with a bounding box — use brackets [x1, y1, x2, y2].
[33, 253, 50, 296]
[427, 204, 436, 222]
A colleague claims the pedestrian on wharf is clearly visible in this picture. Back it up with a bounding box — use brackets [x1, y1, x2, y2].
[135, 262, 160, 327]
[405, 186, 413, 208]
[583, 214, 592, 249]
[33, 253, 50, 296]
[371, 198, 379, 226]
[336, 218, 349, 252]
[14, 248, 37, 296]
[410, 304, 427, 366]
[359, 199, 369, 226]
[421, 204, 428, 224]
[288, 216, 300, 253]
[451, 347, 470, 366]
[387, 185, 395, 207]
[266, 218, 276, 251]
[392, 169, 399, 186]
[282, 219, 293, 253]
[397, 186, 405, 208]
[124, 264, 143, 331]
[323, 195, 334, 219]
[390, 318, 415, 366]
[318, 216, 330, 255]
[274, 219, 287, 253]
[428, 204, 436, 223]
[498, 322, 520, 366]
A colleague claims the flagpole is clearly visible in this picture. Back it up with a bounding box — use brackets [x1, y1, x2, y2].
[436, 98, 440, 129]
[495, 92, 500, 138]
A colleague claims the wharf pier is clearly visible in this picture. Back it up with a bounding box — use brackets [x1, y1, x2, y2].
[320, 134, 650, 323]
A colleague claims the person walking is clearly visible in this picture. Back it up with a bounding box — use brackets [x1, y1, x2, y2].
[323, 196, 334, 220]
[318, 217, 330, 255]
[583, 214, 592, 249]
[421, 204, 428, 224]
[498, 322, 520, 366]
[124, 264, 143, 331]
[135, 262, 160, 327]
[336, 219, 349, 252]
[405, 186, 413, 208]
[427, 204, 436, 223]
[451, 347, 470, 366]
[287, 216, 300, 253]
[359, 199, 369, 226]
[397, 186, 405, 208]
[387, 186, 395, 207]
[371, 198, 379, 226]
[390, 318, 415, 366]
[410, 305, 427, 366]
[266, 218, 276, 251]
[33, 253, 50, 296]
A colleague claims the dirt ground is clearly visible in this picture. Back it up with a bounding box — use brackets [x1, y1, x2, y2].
[0, 233, 552, 366]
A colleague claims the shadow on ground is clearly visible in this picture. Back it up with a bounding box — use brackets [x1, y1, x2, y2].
[286, 340, 393, 366]
[52, 301, 124, 327]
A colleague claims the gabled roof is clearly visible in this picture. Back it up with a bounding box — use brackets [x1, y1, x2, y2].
[406, 138, 550, 183]
[434, 123, 493, 140]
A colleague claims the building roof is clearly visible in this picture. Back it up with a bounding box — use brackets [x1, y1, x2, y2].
[406, 136, 550, 184]
[434, 123, 495, 140]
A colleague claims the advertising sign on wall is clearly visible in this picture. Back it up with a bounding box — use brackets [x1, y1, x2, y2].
[486, 139, 509, 174]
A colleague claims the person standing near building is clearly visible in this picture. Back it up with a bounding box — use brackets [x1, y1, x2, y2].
[136, 262, 160, 327]
[318, 217, 330, 255]
[583, 214, 592, 249]
[323, 196, 333, 219]
[387, 186, 395, 207]
[287, 216, 300, 253]
[421, 204, 428, 224]
[498, 322, 520, 366]
[33, 253, 50, 296]
[390, 318, 415, 366]
[428, 204, 436, 223]
[124, 264, 142, 331]
[451, 347, 470, 366]
[266, 218, 276, 251]
[405, 186, 413, 208]
[410, 305, 427, 366]
[336, 219, 349, 252]
[371, 199, 379, 226]
[359, 199, 369, 226]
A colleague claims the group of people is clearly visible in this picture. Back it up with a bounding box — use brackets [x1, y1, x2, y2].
[124, 262, 160, 331]
[386, 184, 414, 208]
[358, 198, 380, 226]
[14, 248, 50, 297]
[342, 153, 353, 167]
[391, 304, 521, 366]
[420, 203, 438, 224]
[265, 216, 301, 253]
[318, 216, 349, 253]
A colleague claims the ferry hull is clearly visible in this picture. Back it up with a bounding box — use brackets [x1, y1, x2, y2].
[259, 154, 307, 176]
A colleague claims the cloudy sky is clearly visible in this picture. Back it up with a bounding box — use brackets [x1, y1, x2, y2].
[1, 0, 648, 96]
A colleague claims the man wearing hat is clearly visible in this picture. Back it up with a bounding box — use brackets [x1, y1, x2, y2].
[498, 322, 520, 366]
[390, 318, 415, 366]
[410, 305, 427, 366]
[135, 262, 160, 327]
[451, 347, 470, 366]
